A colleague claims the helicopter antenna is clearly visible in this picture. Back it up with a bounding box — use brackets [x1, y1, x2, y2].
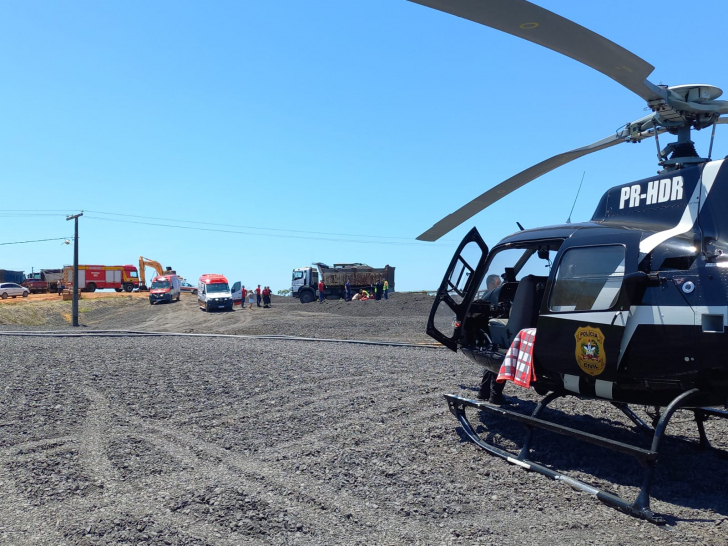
[566, 171, 586, 224]
[516, 222, 525, 231]
[708, 119, 718, 159]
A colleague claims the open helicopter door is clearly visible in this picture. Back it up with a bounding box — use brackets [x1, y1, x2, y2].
[427, 227, 488, 350]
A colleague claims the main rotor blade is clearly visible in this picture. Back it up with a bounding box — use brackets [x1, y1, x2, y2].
[417, 124, 666, 241]
[408, 0, 663, 102]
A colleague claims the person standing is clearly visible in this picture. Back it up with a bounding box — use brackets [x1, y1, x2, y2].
[375, 280, 382, 301]
[255, 284, 261, 307]
[57, 279, 64, 296]
[345, 279, 351, 302]
[262, 286, 271, 308]
[383, 279, 389, 300]
[248, 289, 255, 309]
[241, 285, 247, 309]
[318, 279, 325, 303]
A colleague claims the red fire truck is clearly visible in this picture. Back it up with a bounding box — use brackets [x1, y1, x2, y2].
[63, 265, 140, 292]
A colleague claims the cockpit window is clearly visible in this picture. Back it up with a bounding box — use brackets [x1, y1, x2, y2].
[475, 244, 558, 301]
[549, 245, 625, 312]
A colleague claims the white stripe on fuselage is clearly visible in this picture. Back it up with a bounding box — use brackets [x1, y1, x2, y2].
[639, 159, 724, 255]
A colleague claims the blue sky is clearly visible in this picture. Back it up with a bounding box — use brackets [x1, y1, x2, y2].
[1, 0, 726, 292]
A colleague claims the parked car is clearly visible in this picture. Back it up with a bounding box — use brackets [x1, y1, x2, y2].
[180, 281, 198, 294]
[0, 283, 30, 299]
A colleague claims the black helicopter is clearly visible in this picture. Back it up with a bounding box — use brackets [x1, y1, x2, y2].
[411, 0, 728, 523]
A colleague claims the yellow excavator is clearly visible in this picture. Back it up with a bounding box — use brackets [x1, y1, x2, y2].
[138, 256, 176, 291]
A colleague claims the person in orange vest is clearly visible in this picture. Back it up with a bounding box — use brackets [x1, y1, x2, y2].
[318, 279, 325, 303]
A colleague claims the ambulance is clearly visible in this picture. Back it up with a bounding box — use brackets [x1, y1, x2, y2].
[198, 273, 234, 312]
[149, 274, 181, 304]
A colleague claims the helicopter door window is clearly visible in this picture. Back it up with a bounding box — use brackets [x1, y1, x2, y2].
[549, 245, 626, 312]
[446, 241, 482, 303]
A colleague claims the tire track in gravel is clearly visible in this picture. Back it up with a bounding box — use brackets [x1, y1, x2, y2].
[79, 386, 446, 543]
[70, 387, 272, 545]
[139, 302, 254, 333]
[78, 388, 122, 492]
[164, 348, 451, 459]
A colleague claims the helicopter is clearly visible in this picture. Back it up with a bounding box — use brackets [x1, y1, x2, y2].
[411, 0, 728, 524]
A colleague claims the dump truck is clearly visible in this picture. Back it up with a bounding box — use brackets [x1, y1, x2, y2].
[22, 269, 64, 293]
[291, 263, 395, 303]
[0, 270, 26, 284]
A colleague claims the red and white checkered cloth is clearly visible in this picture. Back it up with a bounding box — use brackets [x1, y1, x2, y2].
[497, 328, 537, 389]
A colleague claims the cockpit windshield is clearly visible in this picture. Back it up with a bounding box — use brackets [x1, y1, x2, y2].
[151, 280, 170, 289]
[206, 282, 229, 293]
[476, 242, 561, 300]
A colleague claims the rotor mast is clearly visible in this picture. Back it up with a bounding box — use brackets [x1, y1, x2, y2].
[647, 84, 725, 170]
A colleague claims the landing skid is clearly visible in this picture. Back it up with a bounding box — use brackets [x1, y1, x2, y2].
[445, 388, 727, 524]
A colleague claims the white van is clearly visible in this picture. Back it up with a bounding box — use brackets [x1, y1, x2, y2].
[198, 273, 234, 312]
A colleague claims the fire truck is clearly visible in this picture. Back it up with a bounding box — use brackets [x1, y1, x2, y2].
[63, 265, 140, 292]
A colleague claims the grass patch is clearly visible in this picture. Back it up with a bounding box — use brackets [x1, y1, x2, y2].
[0, 305, 52, 326]
[0, 297, 143, 327]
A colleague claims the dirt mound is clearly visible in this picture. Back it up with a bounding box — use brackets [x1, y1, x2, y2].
[0, 291, 438, 344]
[293, 292, 435, 318]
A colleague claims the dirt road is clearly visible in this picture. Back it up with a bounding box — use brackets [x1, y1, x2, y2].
[0, 293, 726, 545]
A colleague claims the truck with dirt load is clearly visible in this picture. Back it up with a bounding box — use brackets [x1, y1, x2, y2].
[0, 269, 26, 285]
[22, 269, 64, 294]
[63, 264, 140, 292]
[291, 263, 395, 303]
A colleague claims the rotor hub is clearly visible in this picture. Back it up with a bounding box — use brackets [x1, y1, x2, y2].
[667, 84, 723, 102]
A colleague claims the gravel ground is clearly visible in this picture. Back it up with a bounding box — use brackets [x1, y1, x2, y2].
[1, 292, 727, 544]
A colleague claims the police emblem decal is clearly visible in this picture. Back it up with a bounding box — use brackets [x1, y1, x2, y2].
[574, 326, 607, 376]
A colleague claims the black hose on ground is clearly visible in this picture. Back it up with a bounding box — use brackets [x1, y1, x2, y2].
[0, 330, 444, 349]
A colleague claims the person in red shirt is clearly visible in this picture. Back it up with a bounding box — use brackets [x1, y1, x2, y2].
[262, 286, 271, 308]
[241, 285, 247, 308]
[318, 280, 325, 303]
[255, 284, 261, 307]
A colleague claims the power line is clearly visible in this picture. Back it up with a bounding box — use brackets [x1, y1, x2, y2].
[84, 215, 454, 246]
[83, 209, 456, 243]
[0, 208, 467, 245]
[0, 237, 72, 246]
[0, 213, 70, 218]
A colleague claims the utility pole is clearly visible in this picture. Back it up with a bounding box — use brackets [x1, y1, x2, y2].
[66, 212, 83, 327]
